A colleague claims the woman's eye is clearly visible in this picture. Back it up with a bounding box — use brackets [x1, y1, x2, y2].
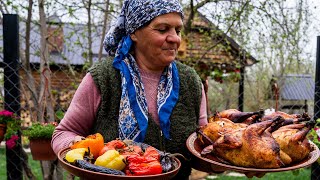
[157, 29, 167, 33]
[156, 27, 182, 35]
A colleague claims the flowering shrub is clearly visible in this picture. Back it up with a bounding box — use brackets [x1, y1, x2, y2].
[0, 110, 15, 124]
[0, 110, 21, 149]
[6, 135, 19, 149]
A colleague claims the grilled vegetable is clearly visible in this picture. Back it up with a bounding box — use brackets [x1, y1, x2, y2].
[126, 155, 163, 176]
[94, 150, 126, 170]
[75, 160, 125, 175]
[99, 140, 126, 156]
[71, 133, 104, 159]
[125, 146, 162, 176]
[65, 148, 93, 163]
[160, 153, 174, 173]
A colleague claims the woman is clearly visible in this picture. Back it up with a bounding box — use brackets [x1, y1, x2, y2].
[52, 0, 207, 179]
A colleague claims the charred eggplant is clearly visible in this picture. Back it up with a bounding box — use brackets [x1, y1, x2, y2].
[74, 160, 125, 176]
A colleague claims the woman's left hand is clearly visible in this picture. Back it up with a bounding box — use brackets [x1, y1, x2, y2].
[69, 135, 85, 147]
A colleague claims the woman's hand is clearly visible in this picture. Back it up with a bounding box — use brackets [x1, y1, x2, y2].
[244, 172, 266, 178]
[69, 135, 85, 147]
[210, 164, 266, 178]
[210, 164, 228, 173]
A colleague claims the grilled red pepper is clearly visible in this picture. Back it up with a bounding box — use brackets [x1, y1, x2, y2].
[125, 146, 162, 176]
[143, 146, 160, 161]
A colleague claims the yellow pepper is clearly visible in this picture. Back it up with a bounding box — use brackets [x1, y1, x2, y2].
[65, 148, 90, 163]
[94, 150, 126, 171]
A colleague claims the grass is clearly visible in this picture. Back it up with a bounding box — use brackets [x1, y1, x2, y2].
[0, 147, 313, 180]
[207, 168, 310, 179]
[0, 147, 42, 179]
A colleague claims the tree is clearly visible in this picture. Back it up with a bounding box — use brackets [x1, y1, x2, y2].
[0, 0, 319, 178]
[180, 0, 318, 112]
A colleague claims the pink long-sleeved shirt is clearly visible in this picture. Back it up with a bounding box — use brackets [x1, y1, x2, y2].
[52, 71, 208, 154]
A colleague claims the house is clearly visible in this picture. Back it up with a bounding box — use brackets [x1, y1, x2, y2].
[269, 74, 315, 114]
[1, 14, 108, 90]
[177, 10, 259, 112]
[0, 14, 109, 122]
[177, 11, 258, 76]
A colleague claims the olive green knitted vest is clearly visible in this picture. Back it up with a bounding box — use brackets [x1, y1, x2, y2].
[88, 59, 202, 179]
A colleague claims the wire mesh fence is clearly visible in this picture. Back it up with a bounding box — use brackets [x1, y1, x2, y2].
[2, 59, 320, 179]
[1, 15, 320, 180]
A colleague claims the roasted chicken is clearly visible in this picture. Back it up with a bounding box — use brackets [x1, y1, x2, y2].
[197, 109, 315, 169]
[198, 117, 286, 168]
[272, 122, 313, 163]
[197, 118, 247, 148]
[261, 111, 310, 123]
[212, 109, 264, 124]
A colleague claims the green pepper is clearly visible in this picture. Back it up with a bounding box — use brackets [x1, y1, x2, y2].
[94, 149, 126, 171]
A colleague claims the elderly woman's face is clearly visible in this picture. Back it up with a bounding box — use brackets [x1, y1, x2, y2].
[131, 12, 183, 71]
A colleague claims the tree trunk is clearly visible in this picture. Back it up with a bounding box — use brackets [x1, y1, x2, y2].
[83, 0, 93, 65]
[38, 0, 54, 122]
[38, 0, 57, 178]
[21, 148, 37, 180]
[98, 0, 110, 61]
[23, 0, 40, 123]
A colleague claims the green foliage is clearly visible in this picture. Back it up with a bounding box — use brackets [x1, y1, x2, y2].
[82, 61, 92, 71]
[55, 110, 65, 121]
[307, 119, 320, 149]
[0, 110, 21, 139]
[0, 148, 42, 179]
[4, 119, 21, 140]
[206, 168, 310, 179]
[23, 122, 57, 140]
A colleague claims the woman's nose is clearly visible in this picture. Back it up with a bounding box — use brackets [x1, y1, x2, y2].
[166, 31, 181, 43]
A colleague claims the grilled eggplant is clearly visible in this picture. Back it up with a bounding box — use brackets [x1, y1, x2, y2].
[74, 160, 125, 175]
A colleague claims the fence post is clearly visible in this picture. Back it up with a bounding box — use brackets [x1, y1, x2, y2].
[311, 36, 320, 180]
[3, 14, 23, 180]
[238, 50, 245, 111]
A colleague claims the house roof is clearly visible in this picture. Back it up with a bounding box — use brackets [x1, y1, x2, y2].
[1, 12, 257, 69]
[197, 12, 258, 67]
[179, 10, 258, 72]
[47, 13, 62, 24]
[0, 16, 108, 66]
[278, 74, 315, 100]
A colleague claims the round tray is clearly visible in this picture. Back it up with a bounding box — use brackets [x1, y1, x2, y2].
[186, 132, 320, 173]
[58, 147, 181, 180]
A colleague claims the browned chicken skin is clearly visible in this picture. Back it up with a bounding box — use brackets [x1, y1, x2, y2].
[262, 111, 301, 120]
[261, 111, 310, 123]
[272, 123, 312, 163]
[197, 109, 315, 169]
[198, 117, 286, 168]
[197, 118, 248, 146]
[197, 118, 247, 148]
[214, 109, 263, 124]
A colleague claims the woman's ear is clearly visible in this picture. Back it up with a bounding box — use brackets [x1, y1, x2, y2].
[130, 33, 137, 42]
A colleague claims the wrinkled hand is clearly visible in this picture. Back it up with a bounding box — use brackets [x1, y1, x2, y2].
[210, 164, 228, 174]
[244, 172, 266, 178]
[69, 135, 85, 147]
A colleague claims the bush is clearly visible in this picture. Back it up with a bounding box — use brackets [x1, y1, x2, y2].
[23, 122, 57, 140]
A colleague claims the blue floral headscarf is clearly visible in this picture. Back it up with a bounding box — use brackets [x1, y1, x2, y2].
[104, 0, 183, 142]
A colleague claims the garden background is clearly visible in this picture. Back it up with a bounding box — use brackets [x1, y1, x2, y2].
[1, 0, 320, 179]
